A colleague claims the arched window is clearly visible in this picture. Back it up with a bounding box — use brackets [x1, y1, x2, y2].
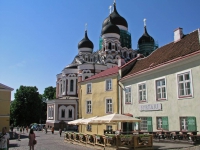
[115, 43, 118, 51]
[68, 109, 72, 118]
[60, 84, 62, 93]
[85, 76, 89, 80]
[70, 80, 74, 92]
[61, 109, 65, 118]
[129, 53, 132, 58]
[108, 43, 111, 50]
[124, 52, 127, 58]
[63, 80, 65, 92]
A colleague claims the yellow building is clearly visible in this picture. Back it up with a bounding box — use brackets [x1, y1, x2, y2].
[0, 83, 14, 130]
[79, 66, 120, 135]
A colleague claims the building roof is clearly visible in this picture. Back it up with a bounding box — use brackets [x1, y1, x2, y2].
[0, 83, 14, 91]
[78, 30, 94, 49]
[80, 66, 119, 83]
[121, 29, 200, 81]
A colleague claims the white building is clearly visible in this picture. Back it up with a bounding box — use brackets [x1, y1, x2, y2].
[120, 28, 200, 133]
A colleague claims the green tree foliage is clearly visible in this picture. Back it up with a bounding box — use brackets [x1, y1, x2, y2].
[10, 86, 42, 126]
[43, 86, 56, 100]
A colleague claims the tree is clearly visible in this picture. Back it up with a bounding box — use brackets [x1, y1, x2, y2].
[43, 86, 56, 100]
[10, 86, 42, 126]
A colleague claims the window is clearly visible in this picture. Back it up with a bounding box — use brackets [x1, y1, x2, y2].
[137, 117, 152, 132]
[180, 117, 196, 131]
[115, 43, 118, 51]
[177, 72, 192, 97]
[156, 117, 168, 130]
[68, 109, 72, 118]
[106, 125, 112, 130]
[86, 125, 92, 131]
[106, 79, 112, 91]
[125, 86, 131, 103]
[106, 99, 112, 113]
[61, 109, 65, 118]
[108, 43, 111, 49]
[70, 80, 74, 92]
[63, 80, 65, 92]
[87, 83, 92, 94]
[86, 101, 92, 113]
[138, 83, 146, 102]
[60, 83, 62, 93]
[156, 79, 166, 100]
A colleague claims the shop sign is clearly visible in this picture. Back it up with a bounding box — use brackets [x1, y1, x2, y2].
[139, 103, 162, 111]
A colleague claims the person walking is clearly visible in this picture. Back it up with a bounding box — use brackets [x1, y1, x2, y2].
[51, 127, 54, 134]
[22, 126, 25, 134]
[59, 129, 62, 137]
[0, 127, 9, 150]
[26, 126, 29, 133]
[28, 129, 36, 150]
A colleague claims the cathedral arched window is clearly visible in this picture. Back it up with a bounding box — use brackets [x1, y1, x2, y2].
[115, 43, 118, 51]
[129, 53, 132, 59]
[68, 109, 72, 118]
[61, 109, 65, 118]
[60, 84, 62, 93]
[108, 43, 111, 50]
[70, 80, 74, 92]
[124, 52, 127, 58]
[63, 80, 65, 92]
[85, 76, 89, 80]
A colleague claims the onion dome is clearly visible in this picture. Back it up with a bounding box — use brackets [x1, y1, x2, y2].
[102, 2, 128, 28]
[101, 16, 120, 35]
[138, 26, 154, 44]
[78, 30, 94, 49]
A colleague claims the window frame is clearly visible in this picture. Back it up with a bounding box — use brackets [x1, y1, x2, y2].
[137, 82, 147, 103]
[105, 79, 112, 91]
[105, 98, 113, 114]
[139, 117, 148, 131]
[86, 125, 92, 131]
[155, 77, 167, 101]
[86, 83, 92, 94]
[180, 117, 188, 131]
[86, 100, 92, 114]
[176, 70, 193, 99]
[156, 117, 163, 130]
[125, 86, 132, 104]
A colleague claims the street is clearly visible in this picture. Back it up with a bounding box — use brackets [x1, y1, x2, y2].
[9, 130, 199, 150]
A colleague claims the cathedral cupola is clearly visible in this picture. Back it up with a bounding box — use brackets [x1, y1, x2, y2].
[101, 16, 120, 36]
[78, 28, 94, 54]
[102, 1, 128, 30]
[137, 19, 158, 57]
[138, 19, 154, 45]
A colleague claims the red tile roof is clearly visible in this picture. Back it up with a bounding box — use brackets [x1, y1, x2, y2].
[81, 66, 119, 82]
[121, 29, 200, 81]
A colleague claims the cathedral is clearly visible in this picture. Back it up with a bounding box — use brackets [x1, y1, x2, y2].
[46, 1, 158, 130]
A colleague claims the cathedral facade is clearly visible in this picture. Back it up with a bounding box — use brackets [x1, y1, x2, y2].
[46, 1, 157, 130]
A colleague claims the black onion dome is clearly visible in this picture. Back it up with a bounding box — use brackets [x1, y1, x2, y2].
[78, 30, 94, 49]
[101, 16, 120, 35]
[102, 3, 128, 28]
[138, 26, 154, 44]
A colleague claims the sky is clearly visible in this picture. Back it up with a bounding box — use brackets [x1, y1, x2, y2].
[0, 0, 199, 100]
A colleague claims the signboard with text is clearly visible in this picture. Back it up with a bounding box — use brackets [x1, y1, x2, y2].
[139, 103, 162, 111]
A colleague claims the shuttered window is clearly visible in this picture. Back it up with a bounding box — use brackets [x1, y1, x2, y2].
[138, 117, 153, 132]
[157, 117, 169, 130]
[180, 117, 196, 131]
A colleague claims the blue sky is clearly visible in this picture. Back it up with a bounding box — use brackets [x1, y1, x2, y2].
[0, 0, 199, 100]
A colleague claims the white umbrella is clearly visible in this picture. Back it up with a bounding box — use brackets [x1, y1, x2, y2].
[88, 113, 141, 124]
[68, 118, 84, 125]
[79, 116, 98, 125]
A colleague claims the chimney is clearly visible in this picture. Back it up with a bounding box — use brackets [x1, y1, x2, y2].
[174, 27, 183, 42]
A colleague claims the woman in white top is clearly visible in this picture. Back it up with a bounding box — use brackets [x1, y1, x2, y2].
[0, 127, 9, 150]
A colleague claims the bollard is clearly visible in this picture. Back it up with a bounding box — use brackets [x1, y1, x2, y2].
[18, 134, 21, 141]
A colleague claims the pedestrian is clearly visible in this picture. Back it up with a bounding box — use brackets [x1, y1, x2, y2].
[51, 127, 54, 134]
[59, 128, 62, 137]
[45, 127, 47, 134]
[22, 126, 25, 134]
[28, 129, 36, 150]
[26, 126, 29, 133]
[20, 126, 22, 133]
[0, 127, 9, 150]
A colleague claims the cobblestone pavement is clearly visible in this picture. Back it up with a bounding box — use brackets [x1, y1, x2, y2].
[9, 130, 95, 150]
[9, 130, 199, 150]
